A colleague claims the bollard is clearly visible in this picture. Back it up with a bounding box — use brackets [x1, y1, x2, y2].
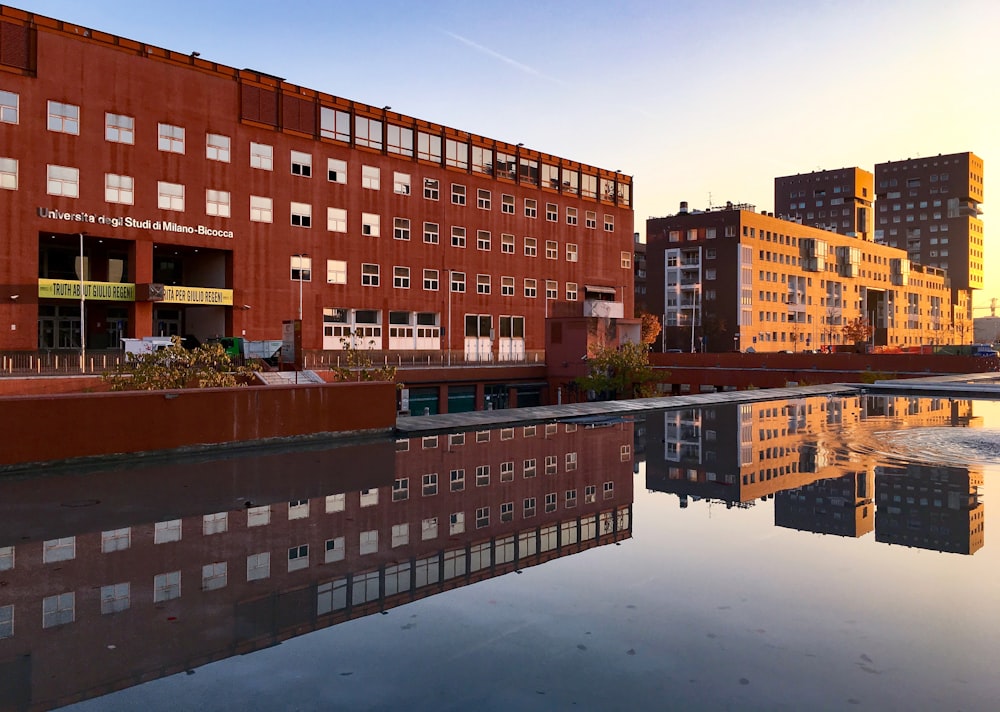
[423, 407, 429, 416]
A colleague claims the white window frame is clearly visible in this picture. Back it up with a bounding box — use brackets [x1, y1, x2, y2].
[157, 122, 184, 153]
[46, 164, 79, 198]
[105, 113, 134, 144]
[291, 150, 312, 177]
[328, 158, 347, 183]
[157, 181, 184, 211]
[362, 165, 380, 190]
[394, 171, 411, 195]
[250, 142, 273, 170]
[290, 201, 312, 227]
[327, 207, 347, 233]
[48, 101, 79, 135]
[104, 173, 134, 205]
[250, 195, 273, 223]
[327, 259, 347, 284]
[362, 212, 380, 236]
[206, 189, 231, 218]
[206, 133, 231, 162]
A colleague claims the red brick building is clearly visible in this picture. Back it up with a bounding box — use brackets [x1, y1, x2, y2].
[0, 6, 634, 359]
[774, 167, 874, 241]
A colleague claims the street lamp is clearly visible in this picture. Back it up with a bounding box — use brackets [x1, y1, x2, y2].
[294, 252, 308, 320]
[79, 232, 86, 372]
[446, 268, 452, 366]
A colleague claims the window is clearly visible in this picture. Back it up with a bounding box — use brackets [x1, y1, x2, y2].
[206, 189, 231, 217]
[603, 482, 615, 500]
[545, 493, 557, 513]
[450, 469, 465, 491]
[605, 214, 615, 232]
[0, 605, 11, 639]
[392, 477, 410, 501]
[206, 133, 230, 162]
[43, 537, 76, 563]
[546, 280, 558, 300]
[290, 202, 312, 227]
[424, 178, 439, 200]
[566, 282, 578, 300]
[566, 452, 578, 471]
[394, 217, 411, 240]
[421, 517, 438, 540]
[157, 122, 184, 153]
[423, 221, 439, 244]
[394, 171, 411, 195]
[566, 243, 578, 262]
[476, 507, 490, 529]
[586, 210, 597, 229]
[362, 212, 380, 236]
[247, 505, 271, 526]
[327, 207, 347, 233]
[621, 251, 631, 269]
[328, 158, 347, 183]
[387, 124, 414, 156]
[621, 444, 631, 461]
[524, 278, 537, 298]
[501, 233, 514, 254]
[291, 150, 312, 177]
[288, 544, 309, 572]
[477, 274, 491, 294]
[359, 530, 378, 555]
[565, 489, 578, 508]
[502, 194, 514, 214]
[502, 276, 515, 296]
[477, 230, 491, 251]
[423, 268, 439, 291]
[153, 571, 181, 602]
[0, 546, 12, 571]
[524, 198, 537, 218]
[247, 552, 270, 581]
[0, 90, 18, 124]
[250, 142, 272, 170]
[446, 138, 468, 168]
[288, 498, 310, 519]
[524, 237, 537, 257]
[423, 472, 439, 496]
[394, 266, 410, 289]
[325, 537, 345, 563]
[355, 116, 383, 149]
[452, 183, 467, 205]
[249, 195, 272, 221]
[418, 132, 442, 162]
[566, 207, 578, 225]
[391, 523, 409, 548]
[585, 485, 596, 503]
[202, 562, 227, 591]
[362, 165, 380, 190]
[46, 165, 79, 198]
[154, 519, 182, 544]
[546, 240, 558, 260]
[450, 271, 466, 293]
[101, 528, 131, 553]
[500, 461, 514, 482]
[546, 203, 558, 221]
[42, 592, 75, 628]
[202, 512, 228, 535]
[101, 582, 131, 614]
[523, 458, 537, 478]
[289, 255, 312, 284]
[157, 181, 184, 211]
[105, 174, 134, 205]
[105, 113, 134, 144]
[523, 498, 536, 518]
[476, 465, 490, 486]
[545, 455, 557, 475]
[48, 101, 80, 135]
[478, 189, 491, 209]
[450, 512, 465, 535]
[362, 263, 380, 286]
[0, 157, 15, 190]
[451, 226, 466, 248]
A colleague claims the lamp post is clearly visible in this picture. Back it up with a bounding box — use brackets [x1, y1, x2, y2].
[294, 252, 308, 320]
[446, 268, 452, 366]
[79, 232, 86, 372]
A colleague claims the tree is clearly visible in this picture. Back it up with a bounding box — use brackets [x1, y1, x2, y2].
[330, 330, 398, 383]
[842, 317, 873, 351]
[576, 340, 659, 400]
[103, 337, 257, 390]
[639, 312, 662, 345]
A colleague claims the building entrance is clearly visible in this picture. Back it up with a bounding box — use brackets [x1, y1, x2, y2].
[37, 306, 80, 349]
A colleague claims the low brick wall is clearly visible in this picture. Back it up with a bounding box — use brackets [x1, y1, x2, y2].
[0, 381, 396, 469]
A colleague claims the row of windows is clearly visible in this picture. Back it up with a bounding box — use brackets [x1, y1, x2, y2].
[0, 505, 630, 638]
[0, 89, 630, 206]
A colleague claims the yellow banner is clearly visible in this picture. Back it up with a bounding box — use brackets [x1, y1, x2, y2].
[162, 285, 234, 305]
[38, 279, 136, 301]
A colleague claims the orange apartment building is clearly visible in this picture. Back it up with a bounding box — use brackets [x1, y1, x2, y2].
[647, 204, 955, 353]
[0, 421, 635, 709]
[0, 6, 634, 361]
[644, 396, 985, 553]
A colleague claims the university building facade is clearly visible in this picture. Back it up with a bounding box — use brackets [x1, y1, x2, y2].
[0, 6, 634, 359]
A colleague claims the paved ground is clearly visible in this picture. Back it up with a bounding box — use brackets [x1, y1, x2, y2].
[396, 383, 856, 435]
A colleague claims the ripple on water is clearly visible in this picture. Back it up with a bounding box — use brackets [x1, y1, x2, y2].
[844, 426, 1000, 469]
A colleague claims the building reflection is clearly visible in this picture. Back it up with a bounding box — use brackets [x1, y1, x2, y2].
[0, 422, 634, 711]
[646, 395, 984, 552]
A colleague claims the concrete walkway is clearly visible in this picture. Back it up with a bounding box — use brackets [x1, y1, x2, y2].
[863, 371, 1000, 399]
[396, 383, 855, 435]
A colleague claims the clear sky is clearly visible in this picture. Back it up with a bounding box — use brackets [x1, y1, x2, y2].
[18, 0, 1000, 310]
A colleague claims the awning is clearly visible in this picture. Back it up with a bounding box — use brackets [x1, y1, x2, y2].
[583, 285, 618, 296]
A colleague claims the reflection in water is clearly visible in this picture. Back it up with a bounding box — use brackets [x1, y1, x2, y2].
[645, 395, 988, 555]
[0, 423, 634, 711]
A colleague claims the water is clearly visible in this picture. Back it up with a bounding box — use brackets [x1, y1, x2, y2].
[2, 395, 999, 711]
